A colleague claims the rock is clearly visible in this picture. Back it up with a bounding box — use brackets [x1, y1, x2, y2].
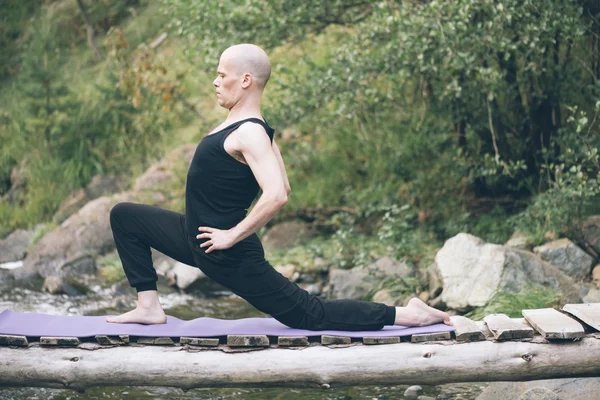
[328, 256, 413, 300]
[133, 145, 196, 192]
[262, 221, 315, 248]
[436, 233, 580, 310]
[583, 287, 600, 302]
[533, 238, 594, 281]
[275, 264, 296, 279]
[417, 396, 436, 400]
[518, 388, 560, 400]
[302, 283, 321, 296]
[427, 263, 443, 298]
[42, 276, 90, 296]
[418, 291, 430, 303]
[372, 289, 396, 306]
[476, 377, 600, 400]
[593, 265, 600, 288]
[506, 230, 534, 250]
[0, 229, 35, 263]
[404, 385, 423, 399]
[582, 215, 600, 255]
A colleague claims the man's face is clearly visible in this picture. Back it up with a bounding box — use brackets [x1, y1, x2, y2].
[212, 54, 240, 109]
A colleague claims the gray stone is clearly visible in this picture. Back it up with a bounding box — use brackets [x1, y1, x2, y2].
[40, 337, 80, 346]
[328, 256, 413, 300]
[0, 334, 28, 347]
[476, 378, 600, 400]
[363, 337, 400, 345]
[436, 233, 580, 310]
[321, 335, 350, 345]
[534, 239, 594, 281]
[278, 336, 309, 346]
[506, 230, 534, 250]
[404, 385, 423, 399]
[42, 276, 90, 296]
[410, 332, 451, 343]
[372, 289, 396, 306]
[181, 337, 219, 346]
[583, 287, 600, 303]
[583, 215, 600, 255]
[518, 388, 560, 400]
[227, 335, 269, 347]
[0, 229, 35, 263]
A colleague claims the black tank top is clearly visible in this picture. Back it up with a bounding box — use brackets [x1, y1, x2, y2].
[184, 118, 275, 237]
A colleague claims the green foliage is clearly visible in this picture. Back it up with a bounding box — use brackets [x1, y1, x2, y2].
[97, 251, 127, 284]
[465, 284, 562, 320]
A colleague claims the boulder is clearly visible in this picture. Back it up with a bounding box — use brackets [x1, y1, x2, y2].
[328, 256, 413, 300]
[593, 265, 600, 288]
[12, 191, 165, 282]
[372, 289, 395, 306]
[262, 221, 315, 248]
[505, 230, 534, 250]
[0, 229, 35, 263]
[476, 377, 600, 400]
[533, 238, 594, 281]
[436, 233, 579, 310]
[582, 215, 600, 255]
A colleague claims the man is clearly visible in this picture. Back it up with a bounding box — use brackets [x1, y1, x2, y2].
[106, 43, 452, 329]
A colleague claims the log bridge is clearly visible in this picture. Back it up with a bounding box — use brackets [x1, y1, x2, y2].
[1, 303, 600, 393]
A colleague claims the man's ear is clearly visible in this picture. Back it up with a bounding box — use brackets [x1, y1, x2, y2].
[241, 73, 252, 89]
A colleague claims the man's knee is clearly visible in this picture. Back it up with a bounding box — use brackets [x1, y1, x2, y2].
[109, 202, 135, 226]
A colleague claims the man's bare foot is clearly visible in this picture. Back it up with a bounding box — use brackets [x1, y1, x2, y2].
[105, 306, 167, 324]
[106, 290, 167, 324]
[395, 297, 453, 327]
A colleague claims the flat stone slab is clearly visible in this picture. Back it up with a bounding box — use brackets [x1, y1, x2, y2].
[411, 332, 452, 343]
[483, 314, 534, 341]
[563, 303, 600, 331]
[321, 335, 351, 345]
[181, 337, 219, 346]
[0, 334, 28, 347]
[522, 308, 585, 339]
[40, 337, 80, 346]
[95, 335, 127, 345]
[278, 336, 309, 346]
[136, 337, 174, 345]
[363, 337, 400, 345]
[227, 335, 269, 347]
[450, 316, 486, 342]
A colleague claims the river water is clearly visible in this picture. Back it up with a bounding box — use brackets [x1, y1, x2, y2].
[0, 283, 488, 399]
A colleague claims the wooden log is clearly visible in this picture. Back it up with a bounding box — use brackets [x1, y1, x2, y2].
[522, 308, 585, 339]
[563, 303, 600, 331]
[450, 316, 486, 342]
[321, 335, 351, 345]
[2, 337, 600, 390]
[483, 314, 534, 341]
[0, 334, 28, 347]
[227, 335, 269, 347]
[411, 332, 451, 343]
[278, 336, 309, 347]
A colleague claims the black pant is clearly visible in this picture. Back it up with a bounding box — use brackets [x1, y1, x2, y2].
[109, 202, 396, 331]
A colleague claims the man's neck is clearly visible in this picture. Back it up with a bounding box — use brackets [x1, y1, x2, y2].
[226, 95, 263, 121]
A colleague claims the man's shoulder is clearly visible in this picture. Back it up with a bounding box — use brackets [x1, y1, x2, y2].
[233, 120, 273, 145]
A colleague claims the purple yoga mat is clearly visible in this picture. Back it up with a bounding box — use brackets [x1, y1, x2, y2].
[0, 309, 454, 338]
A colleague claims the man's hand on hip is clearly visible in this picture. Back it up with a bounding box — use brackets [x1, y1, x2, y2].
[196, 226, 236, 253]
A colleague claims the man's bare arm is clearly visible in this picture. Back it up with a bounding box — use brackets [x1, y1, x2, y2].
[272, 138, 291, 195]
[227, 123, 288, 244]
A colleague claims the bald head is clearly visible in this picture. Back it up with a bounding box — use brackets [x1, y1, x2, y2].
[220, 44, 271, 90]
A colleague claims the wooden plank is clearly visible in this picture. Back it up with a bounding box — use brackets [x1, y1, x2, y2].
[563, 303, 600, 331]
[278, 336, 309, 346]
[40, 337, 80, 346]
[483, 314, 534, 341]
[410, 332, 451, 343]
[227, 335, 269, 347]
[450, 316, 486, 342]
[522, 308, 585, 339]
[363, 337, 400, 345]
[0, 334, 28, 347]
[180, 337, 219, 346]
[321, 335, 351, 345]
